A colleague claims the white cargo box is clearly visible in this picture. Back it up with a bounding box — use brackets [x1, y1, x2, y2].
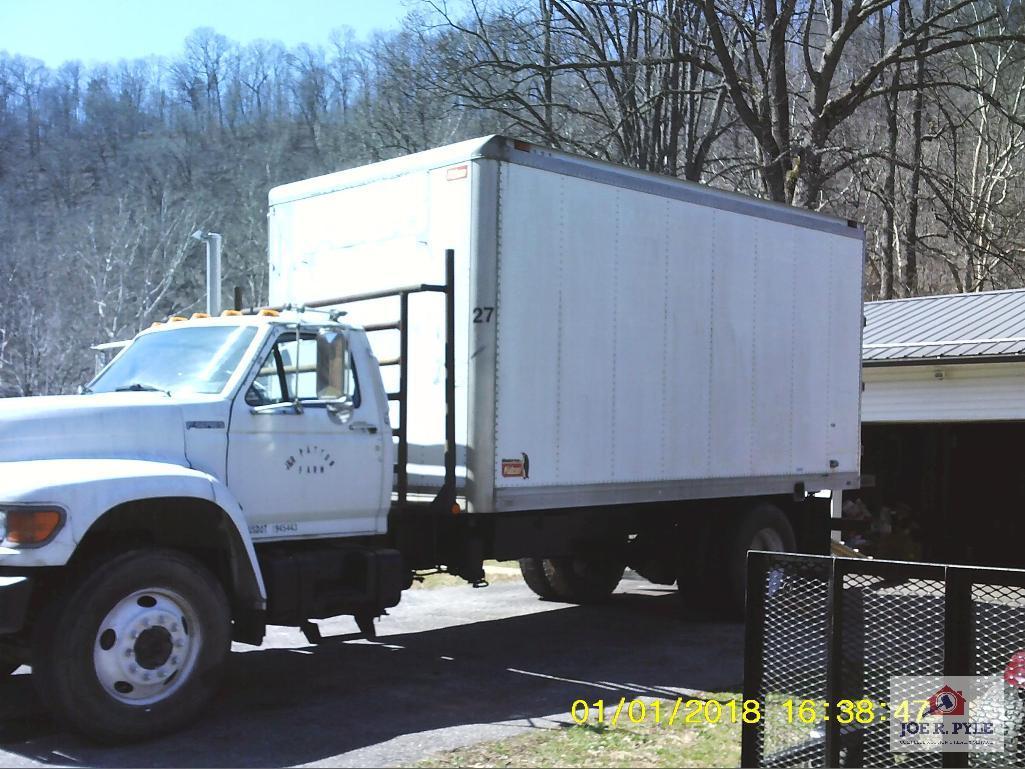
[268, 136, 864, 513]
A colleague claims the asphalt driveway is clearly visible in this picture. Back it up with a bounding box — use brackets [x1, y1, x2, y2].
[0, 577, 743, 767]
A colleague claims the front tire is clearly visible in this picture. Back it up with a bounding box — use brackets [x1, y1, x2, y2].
[33, 549, 231, 742]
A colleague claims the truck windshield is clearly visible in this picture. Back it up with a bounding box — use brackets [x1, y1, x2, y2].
[88, 326, 258, 396]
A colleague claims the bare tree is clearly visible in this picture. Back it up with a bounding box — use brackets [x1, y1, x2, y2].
[6, 10, 1025, 393]
[425, 0, 733, 178]
[700, 0, 1025, 208]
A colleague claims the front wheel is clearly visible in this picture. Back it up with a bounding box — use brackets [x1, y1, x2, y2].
[33, 549, 231, 742]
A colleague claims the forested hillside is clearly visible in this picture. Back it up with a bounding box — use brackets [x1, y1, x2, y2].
[3, 0, 1025, 395]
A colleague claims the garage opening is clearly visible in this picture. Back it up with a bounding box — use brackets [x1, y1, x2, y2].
[852, 421, 1025, 567]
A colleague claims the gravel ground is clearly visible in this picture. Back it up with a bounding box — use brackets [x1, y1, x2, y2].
[0, 576, 743, 768]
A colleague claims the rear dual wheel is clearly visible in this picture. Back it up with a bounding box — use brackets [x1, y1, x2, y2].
[519, 552, 626, 604]
[519, 557, 559, 600]
[724, 503, 795, 612]
[677, 502, 796, 618]
[33, 549, 230, 742]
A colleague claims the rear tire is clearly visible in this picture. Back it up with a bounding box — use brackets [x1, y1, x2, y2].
[724, 503, 795, 616]
[542, 554, 625, 604]
[518, 558, 558, 600]
[32, 548, 231, 742]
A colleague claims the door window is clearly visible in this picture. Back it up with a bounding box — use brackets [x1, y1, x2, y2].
[245, 332, 357, 406]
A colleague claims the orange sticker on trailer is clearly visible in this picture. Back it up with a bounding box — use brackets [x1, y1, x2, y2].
[501, 453, 529, 479]
[446, 165, 468, 181]
[502, 459, 523, 478]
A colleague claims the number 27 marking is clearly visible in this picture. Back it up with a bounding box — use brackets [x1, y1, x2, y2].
[473, 306, 495, 323]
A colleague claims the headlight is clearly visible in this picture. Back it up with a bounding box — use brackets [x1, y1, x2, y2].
[0, 506, 65, 547]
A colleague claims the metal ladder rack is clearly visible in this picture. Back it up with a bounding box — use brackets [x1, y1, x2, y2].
[260, 249, 457, 509]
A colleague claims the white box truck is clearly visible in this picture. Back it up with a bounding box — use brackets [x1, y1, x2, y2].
[0, 136, 864, 740]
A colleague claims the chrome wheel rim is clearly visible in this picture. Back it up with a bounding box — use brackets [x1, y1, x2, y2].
[92, 588, 201, 705]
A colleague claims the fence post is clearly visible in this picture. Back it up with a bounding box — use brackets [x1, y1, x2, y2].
[943, 566, 972, 769]
[741, 551, 768, 768]
[825, 556, 844, 767]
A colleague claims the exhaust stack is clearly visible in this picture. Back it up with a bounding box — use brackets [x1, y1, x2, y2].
[191, 230, 222, 316]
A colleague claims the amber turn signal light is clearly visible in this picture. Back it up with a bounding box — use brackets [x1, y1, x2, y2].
[3, 509, 63, 546]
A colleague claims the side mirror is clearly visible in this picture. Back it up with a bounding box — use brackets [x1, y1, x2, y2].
[316, 328, 349, 401]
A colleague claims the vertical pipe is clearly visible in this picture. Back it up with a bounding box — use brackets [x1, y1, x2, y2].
[398, 292, 409, 505]
[444, 248, 456, 504]
[233, 286, 243, 312]
[207, 233, 223, 316]
[830, 491, 843, 543]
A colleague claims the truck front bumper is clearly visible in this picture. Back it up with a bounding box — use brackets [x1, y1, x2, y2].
[0, 576, 32, 634]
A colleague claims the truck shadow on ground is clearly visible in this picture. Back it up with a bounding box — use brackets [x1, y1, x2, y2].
[0, 585, 743, 767]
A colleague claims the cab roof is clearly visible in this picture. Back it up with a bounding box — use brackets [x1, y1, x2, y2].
[139, 311, 353, 337]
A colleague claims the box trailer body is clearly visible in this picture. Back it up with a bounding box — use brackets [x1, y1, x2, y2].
[268, 136, 865, 515]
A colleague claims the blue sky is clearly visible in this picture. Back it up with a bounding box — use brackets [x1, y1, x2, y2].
[0, 0, 413, 66]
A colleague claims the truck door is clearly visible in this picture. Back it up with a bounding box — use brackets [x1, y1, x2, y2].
[227, 328, 388, 538]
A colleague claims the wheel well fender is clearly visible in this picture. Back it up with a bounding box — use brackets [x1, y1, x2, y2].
[73, 495, 266, 615]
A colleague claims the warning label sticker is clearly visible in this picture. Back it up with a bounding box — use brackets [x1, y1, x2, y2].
[501, 453, 529, 479]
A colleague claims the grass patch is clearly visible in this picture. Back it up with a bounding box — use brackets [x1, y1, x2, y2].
[411, 560, 524, 590]
[420, 693, 745, 768]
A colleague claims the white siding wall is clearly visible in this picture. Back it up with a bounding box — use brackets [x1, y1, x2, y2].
[863, 362, 1025, 422]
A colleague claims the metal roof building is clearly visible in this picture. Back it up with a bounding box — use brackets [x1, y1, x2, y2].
[864, 288, 1025, 364]
[862, 288, 1025, 422]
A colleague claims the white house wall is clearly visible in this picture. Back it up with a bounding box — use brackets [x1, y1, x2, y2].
[863, 362, 1025, 422]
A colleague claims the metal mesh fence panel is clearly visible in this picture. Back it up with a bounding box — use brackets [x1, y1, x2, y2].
[970, 583, 1025, 767]
[840, 575, 945, 768]
[743, 554, 1025, 769]
[756, 559, 831, 767]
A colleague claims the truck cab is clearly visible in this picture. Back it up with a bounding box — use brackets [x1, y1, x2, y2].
[0, 312, 402, 740]
[4, 312, 394, 556]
